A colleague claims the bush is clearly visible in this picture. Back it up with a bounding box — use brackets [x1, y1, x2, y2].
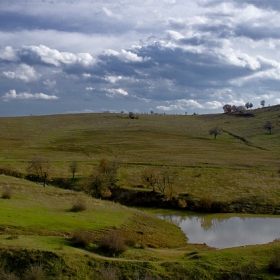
[0, 270, 19, 280]
[198, 196, 213, 212]
[268, 251, 280, 274]
[97, 264, 119, 280]
[71, 229, 94, 248]
[0, 165, 22, 178]
[177, 198, 187, 208]
[125, 237, 137, 248]
[71, 198, 87, 212]
[2, 187, 12, 199]
[99, 230, 127, 256]
[23, 264, 46, 280]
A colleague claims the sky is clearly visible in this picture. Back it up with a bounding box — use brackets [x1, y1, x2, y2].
[1, 0, 280, 116]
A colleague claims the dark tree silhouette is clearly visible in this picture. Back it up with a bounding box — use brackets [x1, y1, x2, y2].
[245, 102, 253, 109]
[264, 121, 274, 135]
[209, 127, 221, 139]
[69, 161, 79, 179]
[27, 157, 51, 187]
[223, 104, 232, 113]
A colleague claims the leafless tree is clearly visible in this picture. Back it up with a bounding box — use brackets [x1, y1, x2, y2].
[236, 105, 246, 114]
[264, 121, 274, 135]
[209, 127, 221, 139]
[223, 104, 232, 113]
[27, 157, 51, 187]
[157, 167, 180, 199]
[141, 167, 159, 192]
[231, 105, 237, 113]
[69, 161, 79, 179]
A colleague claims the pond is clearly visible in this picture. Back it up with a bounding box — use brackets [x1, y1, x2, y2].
[153, 210, 280, 249]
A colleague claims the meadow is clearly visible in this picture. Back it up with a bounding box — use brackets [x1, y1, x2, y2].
[0, 106, 280, 205]
[0, 106, 280, 279]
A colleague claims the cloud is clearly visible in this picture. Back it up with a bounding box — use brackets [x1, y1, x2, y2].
[2, 89, 58, 101]
[204, 100, 223, 109]
[43, 79, 56, 87]
[103, 48, 150, 63]
[18, 45, 95, 67]
[0, 46, 17, 61]
[157, 99, 204, 111]
[102, 7, 122, 20]
[105, 88, 129, 98]
[105, 76, 123, 83]
[0, 0, 280, 116]
[3, 64, 40, 82]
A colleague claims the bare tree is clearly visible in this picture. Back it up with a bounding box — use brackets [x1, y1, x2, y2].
[231, 105, 237, 113]
[209, 127, 221, 140]
[264, 121, 274, 135]
[223, 104, 232, 114]
[98, 158, 120, 187]
[69, 161, 79, 179]
[157, 167, 180, 200]
[27, 157, 51, 187]
[236, 105, 246, 114]
[141, 167, 159, 192]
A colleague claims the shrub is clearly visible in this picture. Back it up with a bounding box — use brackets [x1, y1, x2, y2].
[125, 237, 137, 248]
[2, 187, 12, 199]
[268, 251, 280, 274]
[71, 198, 87, 212]
[71, 229, 94, 248]
[0, 270, 19, 280]
[23, 264, 46, 280]
[97, 264, 119, 280]
[199, 196, 213, 212]
[177, 198, 187, 209]
[99, 230, 127, 256]
[0, 165, 22, 178]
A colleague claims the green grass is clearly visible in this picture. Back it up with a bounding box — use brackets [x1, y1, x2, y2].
[0, 107, 280, 205]
[0, 175, 186, 248]
[0, 107, 280, 278]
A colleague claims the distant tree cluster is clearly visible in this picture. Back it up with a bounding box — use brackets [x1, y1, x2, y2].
[223, 102, 253, 114]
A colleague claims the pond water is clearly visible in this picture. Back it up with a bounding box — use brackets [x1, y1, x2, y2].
[154, 210, 280, 249]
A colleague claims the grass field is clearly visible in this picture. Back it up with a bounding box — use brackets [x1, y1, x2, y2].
[0, 106, 280, 278]
[0, 175, 280, 279]
[0, 106, 279, 204]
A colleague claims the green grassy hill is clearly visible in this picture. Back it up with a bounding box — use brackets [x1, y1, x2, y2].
[0, 175, 280, 279]
[0, 107, 280, 279]
[0, 106, 279, 205]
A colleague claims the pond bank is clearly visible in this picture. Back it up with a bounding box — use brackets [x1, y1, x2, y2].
[110, 187, 280, 215]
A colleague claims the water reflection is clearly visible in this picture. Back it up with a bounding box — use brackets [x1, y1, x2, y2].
[156, 211, 280, 249]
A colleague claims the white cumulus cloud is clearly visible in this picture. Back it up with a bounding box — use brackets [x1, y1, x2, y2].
[3, 64, 40, 82]
[2, 89, 58, 101]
